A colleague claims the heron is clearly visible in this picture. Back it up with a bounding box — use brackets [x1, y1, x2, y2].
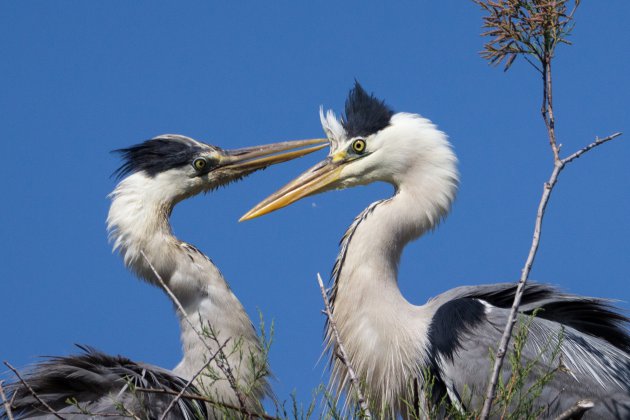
[4, 134, 325, 419]
[241, 83, 630, 418]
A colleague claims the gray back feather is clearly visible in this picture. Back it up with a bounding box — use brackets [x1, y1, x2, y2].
[431, 282, 630, 352]
[426, 283, 630, 417]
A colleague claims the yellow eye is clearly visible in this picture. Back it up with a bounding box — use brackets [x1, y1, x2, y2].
[193, 158, 207, 171]
[352, 139, 366, 154]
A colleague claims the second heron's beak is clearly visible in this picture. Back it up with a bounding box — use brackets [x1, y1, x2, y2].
[220, 139, 327, 171]
[240, 152, 348, 221]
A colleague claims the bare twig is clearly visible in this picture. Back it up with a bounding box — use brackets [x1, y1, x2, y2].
[3, 361, 64, 420]
[140, 251, 249, 414]
[554, 399, 594, 420]
[140, 251, 223, 362]
[137, 388, 279, 420]
[159, 338, 231, 420]
[140, 251, 201, 340]
[474, 2, 622, 418]
[0, 380, 15, 420]
[317, 273, 372, 419]
[480, 131, 622, 418]
[204, 326, 249, 414]
[562, 133, 622, 165]
[542, 58, 560, 162]
[481, 161, 559, 418]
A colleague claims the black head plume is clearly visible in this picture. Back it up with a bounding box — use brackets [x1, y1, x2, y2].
[343, 81, 394, 138]
[113, 135, 206, 179]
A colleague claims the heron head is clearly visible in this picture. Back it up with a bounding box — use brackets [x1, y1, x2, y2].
[241, 82, 458, 221]
[113, 135, 326, 204]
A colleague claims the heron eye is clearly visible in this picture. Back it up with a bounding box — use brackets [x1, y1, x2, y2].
[352, 139, 366, 154]
[193, 158, 207, 171]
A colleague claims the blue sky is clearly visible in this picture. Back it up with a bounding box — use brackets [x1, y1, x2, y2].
[1, 1, 629, 412]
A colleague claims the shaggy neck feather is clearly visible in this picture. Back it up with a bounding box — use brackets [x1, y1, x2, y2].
[107, 172, 265, 408]
[329, 151, 457, 416]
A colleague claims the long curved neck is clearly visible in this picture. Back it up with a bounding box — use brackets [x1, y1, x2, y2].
[107, 172, 264, 406]
[107, 173, 176, 282]
[328, 159, 457, 414]
[331, 165, 456, 309]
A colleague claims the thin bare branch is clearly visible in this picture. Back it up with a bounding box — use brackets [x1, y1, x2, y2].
[0, 380, 15, 420]
[317, 273, 372, 419]
[480, 130, 622, 418]
[137, 388, 279, 420]
[562, 132, 622, 165]
[140, 251, 249, 414]
[481, 129, 623, 418]
[3, 361, 65, 420]
[159, 338, 231, 420]
[480, 163, 559, 419]
[542, 58, 561, 162]
[554, 399, 594, 420]
[140, 251, 199, 339]
[473, 2, 623, 418]
[204, 326, 248, 413]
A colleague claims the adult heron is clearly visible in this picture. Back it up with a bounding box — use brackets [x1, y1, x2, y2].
[241, 83, 630, 418]
[4, 134, 325, 419]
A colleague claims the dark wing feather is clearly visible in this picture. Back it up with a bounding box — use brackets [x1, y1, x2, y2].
[426, 285, 630, 417]
[426, 299, 630, 418]
[435, 282, 630, 353]
[3, 346, 207, 419]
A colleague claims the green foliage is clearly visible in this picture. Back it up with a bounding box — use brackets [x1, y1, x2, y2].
[395, 312, 564, 420]
[490, 312, 565, 419]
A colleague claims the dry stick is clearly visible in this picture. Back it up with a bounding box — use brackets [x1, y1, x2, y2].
[553, 399, 594, 420]
[0, 380, 15, 420]
[479, 35, 621, 417]
[562, 134, 621, 165]
[67, 412, 135, 418]
[3, 362, 64, 420]
[140, 250, 204, 342]
[137, 388, 279, 420]
[478, 132, 622, 420]
[159, 338, 231, 420]
[203, 326, 249, 414]
[140, 251, 249, 414]
[542, 57, 561, 162]
[317, 273, 372, 419]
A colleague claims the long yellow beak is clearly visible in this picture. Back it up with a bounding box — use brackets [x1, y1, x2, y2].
[221, 139, 327, 171]
[240, 156, 344, 221]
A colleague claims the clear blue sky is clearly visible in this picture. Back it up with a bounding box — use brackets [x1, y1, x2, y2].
[1, 1, 629, 412]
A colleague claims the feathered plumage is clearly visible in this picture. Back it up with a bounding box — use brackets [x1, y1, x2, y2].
[4, 134, 327, 419]
[6, 346, 207, 419]
[242, 84, 630, 419]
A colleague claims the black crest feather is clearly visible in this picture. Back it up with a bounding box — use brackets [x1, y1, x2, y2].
[113, 136, 204, 179]
[343, 81, 394, 138]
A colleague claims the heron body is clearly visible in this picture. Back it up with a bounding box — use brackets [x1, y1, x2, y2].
[4, 134, 324, 419]
[242, 83, 630, 418]
[107, 145, 263, 410]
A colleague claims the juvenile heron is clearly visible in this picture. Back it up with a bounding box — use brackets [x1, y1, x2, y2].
[4, 134, 325, 419]
[242, 83, 630, 418]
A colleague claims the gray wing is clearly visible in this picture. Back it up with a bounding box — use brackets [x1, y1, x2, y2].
[430, 282, 630, 352]
[3, 346, 207, 419]
[426, 284, 630, 419]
